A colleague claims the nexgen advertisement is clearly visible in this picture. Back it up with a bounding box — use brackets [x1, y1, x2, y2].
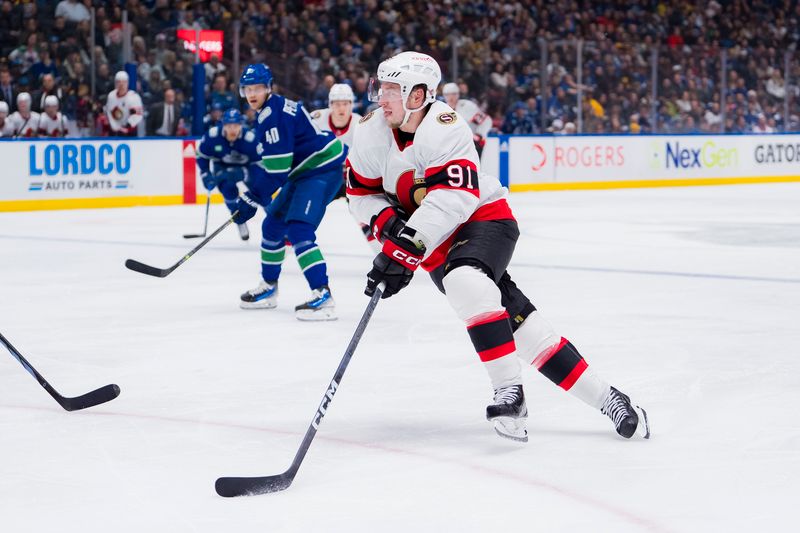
[0, 139, 185, 211]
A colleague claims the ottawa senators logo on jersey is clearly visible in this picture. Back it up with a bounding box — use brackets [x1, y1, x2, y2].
[359, 111, 374, 123]
[311, 110, 321, 119]
[436, 111, 457, 125]
[111, 107, 124, 120]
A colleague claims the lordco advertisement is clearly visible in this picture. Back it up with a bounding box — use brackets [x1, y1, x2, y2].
[0, 139, 184, 208]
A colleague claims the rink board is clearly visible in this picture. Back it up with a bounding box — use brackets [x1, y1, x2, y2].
[2, 134, 800, 211]
[0, 137, 221, 212]
[489, 133, 800, 190]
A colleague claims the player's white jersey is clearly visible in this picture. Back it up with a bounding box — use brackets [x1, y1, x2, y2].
[8, 111, 40, 138]
[105, 89, 143, 132]
[38, 112, 69, 137]
[455, 99, 491, 139]
[0, 118, 14, 137]
[346, 100, 509, 270]
[311, 108, 362, 148]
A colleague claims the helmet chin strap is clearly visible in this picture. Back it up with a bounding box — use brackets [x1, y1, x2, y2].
[399, 95, 427, 128]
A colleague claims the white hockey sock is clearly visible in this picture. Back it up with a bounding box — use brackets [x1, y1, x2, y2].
[515, 312, 610, 410]
[444, 266, 523, 391]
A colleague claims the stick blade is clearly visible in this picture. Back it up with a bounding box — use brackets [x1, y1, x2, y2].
[182, 233, 206, 239]
[215, 473, 293, 497]
[60, 384, 121, 412]
[125, 259, 170, 278]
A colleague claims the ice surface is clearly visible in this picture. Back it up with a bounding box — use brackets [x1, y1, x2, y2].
[1, 184, 799, 532]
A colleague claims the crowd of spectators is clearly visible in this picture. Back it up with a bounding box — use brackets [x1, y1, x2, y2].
[1, 0, 799, 138]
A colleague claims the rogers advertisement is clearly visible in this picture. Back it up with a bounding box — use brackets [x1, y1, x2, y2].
[176, 30, 224, 62]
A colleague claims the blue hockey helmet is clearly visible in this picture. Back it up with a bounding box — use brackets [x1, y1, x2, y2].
[222, 108, 244, 125]
[239, 63, 273, 97]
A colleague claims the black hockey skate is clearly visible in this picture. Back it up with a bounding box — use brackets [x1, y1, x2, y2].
[486, 384, 528, 442]
[601, 386, 650, 439]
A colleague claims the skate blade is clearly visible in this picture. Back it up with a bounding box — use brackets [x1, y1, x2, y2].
[295, 307, 338, 321]
[491, 417, 528, 443]
[634, 405, 651, 439]
[239, 299, 278, 310]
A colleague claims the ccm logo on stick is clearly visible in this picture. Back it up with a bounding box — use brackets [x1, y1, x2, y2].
[311, 379, 339, 429]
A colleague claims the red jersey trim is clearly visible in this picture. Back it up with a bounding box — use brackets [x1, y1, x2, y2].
[344, 159, 383, 188]
[429, 182, 481, 198]
[424, 158, 478, 178]
[329, 115, 352, 137]
[391, 129, 414, 151]
[420, 198, 516, 272]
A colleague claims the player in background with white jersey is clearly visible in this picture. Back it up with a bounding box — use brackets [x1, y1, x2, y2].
[105, 71, 143, 137]
[346, 52, 650, 443]
[38, 95, 69, 137]
[0, 101, 15, 137]
[311, 84, 362, 148]
[8, 92, 40, 138]
[311, 84, 379, 250]
[442, 82, 492, 158]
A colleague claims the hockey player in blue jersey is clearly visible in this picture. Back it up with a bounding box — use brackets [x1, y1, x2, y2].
[234, 63, 347, 321]
[196, 108, 262, 241]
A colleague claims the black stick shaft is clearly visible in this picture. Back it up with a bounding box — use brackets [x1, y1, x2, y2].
[202, 193, 211, 235]
[215, 284, 384, 496]
[286, 284, 383, 477]
[0, 332, 50, 389]
[0, 332, 120, 411]
[127, 211, 238, 277]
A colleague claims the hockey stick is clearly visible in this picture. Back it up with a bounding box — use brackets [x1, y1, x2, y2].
[0, 332, 120, 412]
[215, 283, 384, 497]
[125, 210, 238, 278]
[183, 193, 211, 239]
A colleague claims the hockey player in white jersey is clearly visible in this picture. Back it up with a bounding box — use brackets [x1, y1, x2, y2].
[105, 71, 143, 137]
[0, 101, 14, 137]
[311, 83, 379, 249]
[38, 95, 69, 137]
[442, 82, 492, 157]
[311, 83, 362, 147]
[8, 92, 40, 138]
[347, 51, 650, 443]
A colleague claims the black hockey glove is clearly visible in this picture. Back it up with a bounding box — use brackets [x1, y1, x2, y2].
[233, 191, 261, 224]
[366, 228, 426, 299]
[369, 207, 404, 242]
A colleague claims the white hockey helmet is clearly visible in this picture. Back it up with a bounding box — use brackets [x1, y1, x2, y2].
[370, 51, 441, 126]
[0, 101, 8, 114]
[17, 92, 32, 105]
[328, 83, 354, 105]
[44, 95, 59, 108]
[442, 82, 459, 96]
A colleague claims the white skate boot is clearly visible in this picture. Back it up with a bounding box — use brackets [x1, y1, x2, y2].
[295, 285, 337, 321]
[240, 280, 278, 309]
